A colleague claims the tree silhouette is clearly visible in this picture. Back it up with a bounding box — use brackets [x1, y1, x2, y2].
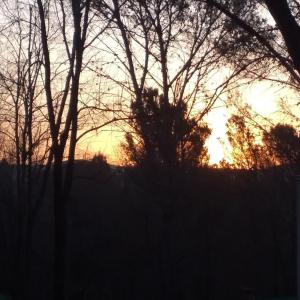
[207, 0, 300, 86]
[263, 0, 300, 77]
[263, 123, 300, 166]
[122, 88, 211, 171]
[36, 1, 93, 299]
[93, 0, 255, 171]
[226, 115, 268, 170]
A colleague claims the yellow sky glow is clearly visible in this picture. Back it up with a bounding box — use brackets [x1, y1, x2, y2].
[77, 80, 299, 166]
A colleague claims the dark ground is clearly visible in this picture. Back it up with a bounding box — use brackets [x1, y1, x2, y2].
[0, 162, 297, 299]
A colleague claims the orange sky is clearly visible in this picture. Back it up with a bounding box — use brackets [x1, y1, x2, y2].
[81, 79, 300, 166]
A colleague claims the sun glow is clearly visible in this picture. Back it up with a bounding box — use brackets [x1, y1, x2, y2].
[80, 80, 298, 166]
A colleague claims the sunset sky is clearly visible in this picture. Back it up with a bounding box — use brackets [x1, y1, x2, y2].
[1, 0, 298, 167]
[77, 79, 299, 165]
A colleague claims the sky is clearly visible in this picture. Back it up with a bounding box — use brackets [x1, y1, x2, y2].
[76, 79, 299, 166]
[77, 1, 292, 165]
[1, 1, 298, 167]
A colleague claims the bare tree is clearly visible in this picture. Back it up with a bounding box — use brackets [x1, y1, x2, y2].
[0, 2, 48, 298]
[92, 0, 262, 177]
[91, 1, 269, 298]
[0, 1, 116, 297]
[36, 1, 96, 299]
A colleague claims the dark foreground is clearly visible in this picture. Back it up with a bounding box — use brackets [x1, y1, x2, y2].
[0, 161, 297, 299]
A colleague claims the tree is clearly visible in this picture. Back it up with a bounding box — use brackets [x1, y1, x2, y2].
[122, 88, 211, 170]
[0, 1, 45, 195]
[0, 1, 114, 297]
[35, 1, 94, 299]
[206, 0, 300, 87]
[263, 123, 300, 166]
[93, 0, 261, 178]
[0, 2, 49, 298]
[91, 151, 111, 177]
[91, 3, 260, 297]
[263, 0, 300, 76]
[226, 114, 269, 170]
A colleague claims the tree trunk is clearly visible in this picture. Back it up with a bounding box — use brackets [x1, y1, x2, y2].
[53, 157, 67, 300]
[264, 0, 300, 75]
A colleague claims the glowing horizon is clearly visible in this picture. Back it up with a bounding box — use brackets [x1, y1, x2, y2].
[76, 79, 300, 167]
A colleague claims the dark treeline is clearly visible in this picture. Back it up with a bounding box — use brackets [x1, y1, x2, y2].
[0, 159, 297, 299]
